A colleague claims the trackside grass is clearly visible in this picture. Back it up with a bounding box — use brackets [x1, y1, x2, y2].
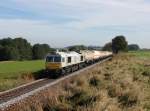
[0, 60, 45, 91]
[8, 52, 150, 111]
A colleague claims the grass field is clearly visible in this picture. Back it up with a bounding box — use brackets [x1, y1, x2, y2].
[129, 50, 150, 59]
[0, 60, 45, 91]
[0, 60, 44, 79]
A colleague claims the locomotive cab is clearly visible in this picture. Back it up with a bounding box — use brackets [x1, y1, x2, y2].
[45, 54, 65, 74]
[46, 55, 62, 69]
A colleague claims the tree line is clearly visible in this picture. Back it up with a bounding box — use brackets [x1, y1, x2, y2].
[102, 35, 140, 53]
[0, 36, 141, 61]
[67, 36, 134, 54]
[58, 35, 139, 54]
[0, 38, 54, 61]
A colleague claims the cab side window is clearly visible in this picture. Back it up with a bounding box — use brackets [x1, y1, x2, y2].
[67, 57, 71, 63]
[81, 56, 84, 61]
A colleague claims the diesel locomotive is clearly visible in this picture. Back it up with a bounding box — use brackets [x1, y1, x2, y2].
[45, 50, 112, 77]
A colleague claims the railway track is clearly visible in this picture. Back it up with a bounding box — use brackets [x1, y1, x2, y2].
[0, 79, 54, 103]
[0, 57, 112, 111]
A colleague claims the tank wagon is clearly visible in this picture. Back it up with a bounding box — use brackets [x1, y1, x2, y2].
[45, 50, 112, 77]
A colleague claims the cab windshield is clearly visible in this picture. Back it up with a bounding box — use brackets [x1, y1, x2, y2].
[46, 56, 53, 62]
[46, 56, 61, 62]
[54, 56, 61, 62]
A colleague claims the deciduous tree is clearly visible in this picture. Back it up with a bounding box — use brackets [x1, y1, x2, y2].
[112, 36, 128, 54]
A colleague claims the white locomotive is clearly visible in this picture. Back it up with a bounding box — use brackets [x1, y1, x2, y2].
[45, 50, 112, 77]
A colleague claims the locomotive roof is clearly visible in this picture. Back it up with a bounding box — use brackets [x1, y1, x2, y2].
[47, 51, 81, 57]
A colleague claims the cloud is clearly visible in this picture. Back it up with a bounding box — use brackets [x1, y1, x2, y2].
[0, 0, 150, 48]
[7, 0, 150, 30]
[0, 19, 86, 47]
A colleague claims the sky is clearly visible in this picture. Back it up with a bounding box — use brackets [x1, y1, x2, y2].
[0, 0, 150, 48]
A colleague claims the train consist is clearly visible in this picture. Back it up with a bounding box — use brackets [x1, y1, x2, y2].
[45, 50, 113, 77]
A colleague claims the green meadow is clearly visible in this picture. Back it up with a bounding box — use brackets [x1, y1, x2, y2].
[0, 60, 45, 79]
[129, 50, 150, 59]
[0, 60, 45, 91]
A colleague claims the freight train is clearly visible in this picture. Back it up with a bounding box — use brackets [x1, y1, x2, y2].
[45, 50, 113, 77]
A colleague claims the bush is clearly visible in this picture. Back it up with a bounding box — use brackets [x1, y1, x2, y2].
[43, 105, 51, 111]
[107, 84, 122, 98]
[118, 89, 140, 107]
[104, 73, 112, 80]
[89, 76, 101, 88]
[118, 93, 138, 107]
[67, 90, 97, 107]
[142, 70, 150, 77]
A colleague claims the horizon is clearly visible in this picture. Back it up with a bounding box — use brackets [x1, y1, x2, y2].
[0, 0, 150, 48]
[0, 36, 148, 49]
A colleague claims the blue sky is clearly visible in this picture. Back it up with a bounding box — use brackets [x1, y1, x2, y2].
[0, 0, 150, 48]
